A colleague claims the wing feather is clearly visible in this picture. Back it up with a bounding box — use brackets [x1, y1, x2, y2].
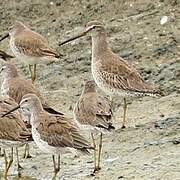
[15, 29, 60, 58]
[37, 114, 92, 150]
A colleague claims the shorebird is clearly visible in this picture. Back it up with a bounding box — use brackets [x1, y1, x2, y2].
[0, 53, 63, 159]
[0, 21, 61, 83]
[0, 50, 63, 115]
[0, 50, 14, 158]
[59, 21, 164, 128]
[74, 80, 114, 173]
[2, 94, 93, 179]
[0, 96, 32, 178]
[0, 62, 64, 116]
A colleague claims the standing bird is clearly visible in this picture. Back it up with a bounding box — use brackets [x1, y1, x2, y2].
[59, 21, 164, 128]
[0, 62, 64, 115]
[74, 80, 114, 173]
[0, 61, 64, 158]
[0, 96, 32, 178]
[2, 94, 93, 179]
[0, 21, 61, 83]
[0, 50, 14, 157]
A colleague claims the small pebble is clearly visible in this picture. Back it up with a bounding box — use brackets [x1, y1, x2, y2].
[160, 16, 168, 25]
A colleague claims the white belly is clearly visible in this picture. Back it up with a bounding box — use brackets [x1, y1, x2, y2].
[0, 139, 24, 148]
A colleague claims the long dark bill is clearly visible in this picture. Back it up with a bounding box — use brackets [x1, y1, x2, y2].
[1, 105, 20, 117]
[0, 33, 9, 42]
[59, 31, 87, 46]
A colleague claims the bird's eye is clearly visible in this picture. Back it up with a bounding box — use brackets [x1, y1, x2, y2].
[24, 99, 28, 102]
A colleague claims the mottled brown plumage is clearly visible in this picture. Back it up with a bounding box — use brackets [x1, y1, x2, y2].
[0, 62, 63, 115]
[13, 25, 60, 58]
[0, 21, 62, 82]
[17, 94, 93, 153]
[74, 80, 114, 131]
[2, 94, 93, 178]
[0, 96, 32, 178]
[59, 20, 165, 128]
[36, 112, 92, 152]
[0, 96, 32, 145]
[74, 80, 114, 173]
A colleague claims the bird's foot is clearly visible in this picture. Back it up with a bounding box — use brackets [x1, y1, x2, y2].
[17, 163, 23, 170]
[52, 168, 60, 180]
[23, 153, 32, 159]
[91, 166, 101, 175]
[121, 125, 126, 129]
[0, 153, 4, 157]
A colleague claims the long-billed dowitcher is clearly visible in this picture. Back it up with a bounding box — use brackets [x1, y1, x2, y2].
[0, 21, 61, 83]
[0, 96, 32, 178]
[59, 21, 164, 128]
[74, 80, 114, 173]
[2, 94, 93, 179]
[0, 57, 63, 158]
[0, 62, 64, 116]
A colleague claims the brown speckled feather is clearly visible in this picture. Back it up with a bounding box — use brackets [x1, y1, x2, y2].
[7, 76, 45, 104]
[74, 81, 114, 130]
[14, 27, 60, 58]
[36, 112, 92, 150]
[0, 97, 32, 142]
[95, 50, 156, 93]
[59, 21, 164, 97]
[75, 93, 113, 129]
[1, 63, 63, 115]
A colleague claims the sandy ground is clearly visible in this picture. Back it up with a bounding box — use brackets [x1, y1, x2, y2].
[0, 0, 179, 179]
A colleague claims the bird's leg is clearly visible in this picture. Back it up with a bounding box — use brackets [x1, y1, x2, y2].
[23, 143, 27, 158]
[29, 65, 33, 82]
[16, 148, 23, 177]
[23, 143, 32, 159]
[0, 147, 4, 157]
[96, 133, 103, 172]
[110, 96, 113, 106]
[29, 65, 36, 83]
[91, 133, 97, 173]
[57, 154, 60, 172]
[4, 148, 13, 178]
[4, 149, 8, 179]
[52, 155, 60, 180]
[122, 97, 127, 129]
[32, 64, 37, 83]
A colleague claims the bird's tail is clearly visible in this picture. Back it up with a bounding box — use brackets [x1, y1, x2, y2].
[77, 147, 94, 156]
[0, 50, 14, 61]
[107, 123, 115, 131]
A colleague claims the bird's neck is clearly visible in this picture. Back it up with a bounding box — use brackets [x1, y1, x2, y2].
[30, 106, 44, 127]
[92, 32, 108, 61]
[11, 26, 26, 37]
[82, 87, 96, 94]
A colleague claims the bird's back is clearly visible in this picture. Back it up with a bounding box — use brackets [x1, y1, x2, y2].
[92, 49, 163, 97]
